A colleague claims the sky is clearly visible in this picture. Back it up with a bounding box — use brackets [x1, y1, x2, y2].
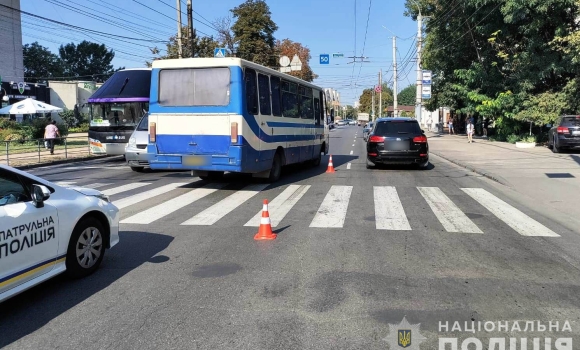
[19, 0, 420, 105]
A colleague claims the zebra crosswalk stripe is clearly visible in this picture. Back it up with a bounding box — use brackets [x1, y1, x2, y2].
[84, 183, 111, 189]
[244, 184, 311, 227]
[462, 188, 560, 237]
[114, 182, 189, 210]
[121, 183, 227, 224]
[102, 182, 151, 196]
[418, 187, 482, 233]
[309, 185, 353, 228]
[182, 184, 269, 226]
[374, 186, 411, 230]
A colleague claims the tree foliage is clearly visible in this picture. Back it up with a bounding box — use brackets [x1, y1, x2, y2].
[148, 26, 220, 66]
[358, 84, 394, 116]
[275, 39, 316, 82]
[59, 41, 116, 80]
[23, 42, 63, 82]
[403, 0, 580, 134]
[231, 0, 278, 67]
[345, 105, 358, 119]
[398, 85, 416, 106]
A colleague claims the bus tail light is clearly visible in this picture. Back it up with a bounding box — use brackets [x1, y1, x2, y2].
[149, 122, 156, 143]
[231, 122, 238, 143]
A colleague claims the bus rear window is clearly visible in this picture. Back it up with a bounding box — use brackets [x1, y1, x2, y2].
[159, 68, 230, 106]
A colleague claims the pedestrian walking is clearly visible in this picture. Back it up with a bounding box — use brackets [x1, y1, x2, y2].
[466, 120, 474, 143]
[448, 119, 454, 134]
[426, 116, 432, 132]
[44, 117, 52, 149]
[44, 120, 60, 155]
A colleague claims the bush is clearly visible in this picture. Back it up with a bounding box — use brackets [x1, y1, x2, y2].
[0, 118, 18, 130]
[506, 134, 520, 144]
[0, 129, 12, 141]
[4, 133, 24, 143]
[59, 109, 78, 127]
[69, 123, 89, 133]
[519, 135, 536, 143]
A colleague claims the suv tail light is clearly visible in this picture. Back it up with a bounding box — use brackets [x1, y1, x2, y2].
[413, 135, 427, 143]
[149, 122, 156, 143]
[557, 126, 569, 134]
[368, 135, 385, 143]
[231, 122, 238, 143]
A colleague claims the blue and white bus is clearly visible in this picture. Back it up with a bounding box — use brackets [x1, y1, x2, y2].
[147, 58, 332, 182]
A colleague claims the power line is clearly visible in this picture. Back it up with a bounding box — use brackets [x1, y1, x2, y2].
[0, 3, 167, 43]
[156, 0, 219, 33]
[133, 0, 210, 37]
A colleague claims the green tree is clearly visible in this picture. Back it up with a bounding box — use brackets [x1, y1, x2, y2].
[23, 42, 64, 82]
[231, 0, 278, 67]
[398, 85, 416, 106]
[58, 41, 116, 80]
[345, 105, 358, 119]
[275, 39, 317, 82]
[358, 84, 393, 117]
[148, 26, 220, 66]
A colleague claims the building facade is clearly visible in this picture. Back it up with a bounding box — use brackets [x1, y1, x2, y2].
[48, 81, 102, 116]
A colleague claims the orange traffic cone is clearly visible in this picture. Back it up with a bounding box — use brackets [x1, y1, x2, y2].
[326, 155, 336, 173]
[254, 199, 277, 240]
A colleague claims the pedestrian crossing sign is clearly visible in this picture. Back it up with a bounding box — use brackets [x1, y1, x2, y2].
[214, 48, 227, 58]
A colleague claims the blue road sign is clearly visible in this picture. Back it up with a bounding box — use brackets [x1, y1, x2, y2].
[422, 70, 432, 85]
[214, 48, 227, 58]
[320, 54, 330, 64]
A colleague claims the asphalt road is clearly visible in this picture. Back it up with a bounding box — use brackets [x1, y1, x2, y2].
[1, 125, 579, 349]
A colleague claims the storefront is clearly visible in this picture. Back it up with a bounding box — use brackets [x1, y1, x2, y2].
[0, 81, 51, 121]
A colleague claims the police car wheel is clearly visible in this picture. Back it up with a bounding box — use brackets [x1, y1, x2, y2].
[130, 166, 145, 172]
[66, 217, 106, 279]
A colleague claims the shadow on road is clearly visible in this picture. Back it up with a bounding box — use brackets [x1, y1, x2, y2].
[0, 231, 173, 348]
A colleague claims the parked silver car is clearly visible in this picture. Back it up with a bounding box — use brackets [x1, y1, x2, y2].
[125, 114, 149, 172]
[363, 122, 374, 141]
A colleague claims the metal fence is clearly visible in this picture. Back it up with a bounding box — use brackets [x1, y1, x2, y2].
[2, 135, 95, 167]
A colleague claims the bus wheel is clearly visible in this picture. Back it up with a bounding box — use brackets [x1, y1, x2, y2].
[268, 153, 282, 183]
[311, 149, 322, 167]
[130, 166, 145, 172]
[200, 171, 224, 181]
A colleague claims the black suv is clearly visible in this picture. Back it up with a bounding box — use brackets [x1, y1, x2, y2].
[548, 115, 580, 153]
[366, 118, 429, 169]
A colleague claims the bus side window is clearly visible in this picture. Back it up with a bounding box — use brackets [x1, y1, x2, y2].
[245, 68, 258, 115]
[300, 85, 313, 120]
[314, 97, 321, 125]
[271, 76, 281, 116]
[281, 80, 298, 118]
[258, 73, 271, 116]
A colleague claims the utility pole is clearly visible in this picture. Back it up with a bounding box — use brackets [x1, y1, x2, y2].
[416, 12, 423, 125]
[372, 89, 375, 120]
[187, 0, 195, 57]
[379, 70, 382, 118]
[393, 36, 398, 117]
[176, 0, 183, 58]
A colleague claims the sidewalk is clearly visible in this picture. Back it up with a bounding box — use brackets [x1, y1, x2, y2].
[427, 131, 580, 223]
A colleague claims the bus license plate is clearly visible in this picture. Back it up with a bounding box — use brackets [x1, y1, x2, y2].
[182, 156, 209, 166]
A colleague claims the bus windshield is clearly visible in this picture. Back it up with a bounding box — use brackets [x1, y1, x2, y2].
[90, 102, 148, 127]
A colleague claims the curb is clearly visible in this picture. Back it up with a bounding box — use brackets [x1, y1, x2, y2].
[13, 155, 116, 170]
[431, 151, 509, 186]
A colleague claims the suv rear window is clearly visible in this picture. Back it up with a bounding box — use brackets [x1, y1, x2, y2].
[561, 116, 580, 127]
[374, 121, 421, 135]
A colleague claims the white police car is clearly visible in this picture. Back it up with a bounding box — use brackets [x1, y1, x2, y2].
[0, 164, 120, 302]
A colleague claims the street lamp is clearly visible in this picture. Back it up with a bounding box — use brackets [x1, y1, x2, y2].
[1, 88, 8, 102]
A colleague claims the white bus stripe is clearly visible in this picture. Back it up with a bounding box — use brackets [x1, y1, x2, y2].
[462, 188, 560, 237]
[374, 186, 411, 230]
[310, 185, 353, 228]
[418, 187, 482, 233]
[102, 182, 151, 196]
[114, 182, 189, 210]
[182, 184, 268, 225]
[244, 185, 311, 227]
[121, 183, 227, 224]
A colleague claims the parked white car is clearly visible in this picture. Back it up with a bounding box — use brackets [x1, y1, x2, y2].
[0, 165, 120, 302]
[125, 113, 150, 172]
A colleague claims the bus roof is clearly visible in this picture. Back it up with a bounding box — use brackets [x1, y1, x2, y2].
[151, 57, 323, 91]
[88, 68, 151, 103]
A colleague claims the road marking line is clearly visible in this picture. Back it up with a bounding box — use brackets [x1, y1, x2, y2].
[102, 182, 151, 196]
[352, 143, 355, 147]
[85, 183, 112, 189]
[374, 186, 411, 230]
[114, 182, 189, 210]
[121, 183, 227, 224]
[347, 163, 351, 169]
[55, 181, 76, 186]
[462, 188, 560, 237]
[418, 187, 482, 233]
[310, 185, 353, 228]
[350, 150, 353, 155]
[182, 184, 268, 225]
[244, 185, 310, 227]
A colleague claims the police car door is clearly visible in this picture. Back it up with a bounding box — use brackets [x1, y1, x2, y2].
[0, 169, 59, 295]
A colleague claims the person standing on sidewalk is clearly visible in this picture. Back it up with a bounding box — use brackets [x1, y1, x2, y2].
[466, 120, 474, 143]
[44, 120, 60, 155]
[448, 119, 454, 134]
